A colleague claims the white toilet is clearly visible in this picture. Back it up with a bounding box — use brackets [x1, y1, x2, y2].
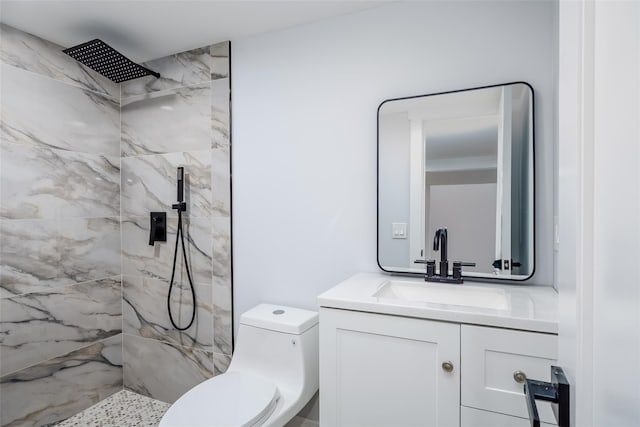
[159, 304, 319, 427]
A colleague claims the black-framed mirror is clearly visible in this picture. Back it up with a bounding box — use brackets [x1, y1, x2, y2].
[377, 82, 534, 280]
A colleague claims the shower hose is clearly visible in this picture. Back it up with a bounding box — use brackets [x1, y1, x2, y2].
[167, 207, 196, 331]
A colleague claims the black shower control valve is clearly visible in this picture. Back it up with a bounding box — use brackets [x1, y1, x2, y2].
[149, 212, 167, 245]
[172, 202, 187, 212]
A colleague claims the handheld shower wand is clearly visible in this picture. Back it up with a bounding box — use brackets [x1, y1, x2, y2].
[177, 167, 184, 203]
[168, 167, 196, 331]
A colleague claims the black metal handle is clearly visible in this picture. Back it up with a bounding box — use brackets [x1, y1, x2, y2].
[149, 212, 167, 246]
[524, 366, 570, 427]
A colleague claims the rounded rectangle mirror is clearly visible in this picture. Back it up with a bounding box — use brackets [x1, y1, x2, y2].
[377, 82, 534, 281]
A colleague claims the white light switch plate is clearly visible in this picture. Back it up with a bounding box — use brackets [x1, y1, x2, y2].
[392, 223, 407, 239]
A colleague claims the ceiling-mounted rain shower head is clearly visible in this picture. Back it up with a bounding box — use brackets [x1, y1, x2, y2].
[63, 39, 160, 83]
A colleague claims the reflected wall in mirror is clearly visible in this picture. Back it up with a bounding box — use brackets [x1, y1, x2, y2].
[378, 82, 534, 280]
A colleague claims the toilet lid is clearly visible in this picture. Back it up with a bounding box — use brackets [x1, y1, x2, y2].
[160, 372, 280, 427]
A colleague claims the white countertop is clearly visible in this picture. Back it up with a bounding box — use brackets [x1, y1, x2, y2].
[317, 272, 558, 334]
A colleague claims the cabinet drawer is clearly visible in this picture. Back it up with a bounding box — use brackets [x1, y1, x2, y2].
[461, 406, 556, 427]
[461, 325, 558, 424]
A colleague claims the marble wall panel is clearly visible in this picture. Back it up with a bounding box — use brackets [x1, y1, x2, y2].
[212, 217, 232, 355]
[1, 64, 120, 156]
[121, 150, 211, 219]
[211, 78, 230, 148]
[123, 334, 230, 404]
[0, 141, 120, 219]
[0, 277, 122, 376]
[0, 334, 123, 427]
[121, 84, 211, 157]
[211, 145, 231, 217]
[0, 217, 121, 297]
[123, 275, 213, 352]
[210, 42, 230, 80]
[212, 217, 231, 283]
[0, 24, 119, 98]
[122, 216, 212, 285]
[121, 47, 210, 98]
[120, 40, 233, 403]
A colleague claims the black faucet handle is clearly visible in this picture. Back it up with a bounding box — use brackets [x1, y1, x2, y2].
[457, 261, 476, 267]
[414, 259, 436, 279]
[426, 260, 436, 277]
[452, 261, 476, 280]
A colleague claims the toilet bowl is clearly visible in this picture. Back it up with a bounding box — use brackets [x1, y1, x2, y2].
[159, 304, 319, 427]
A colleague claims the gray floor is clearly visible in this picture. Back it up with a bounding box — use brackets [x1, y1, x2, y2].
[57, 390, 170, 426]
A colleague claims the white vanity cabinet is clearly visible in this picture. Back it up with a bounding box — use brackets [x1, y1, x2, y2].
[319, 308, 460, 427]
[319, 308, 558, 427]
[317, 273, 559, 427]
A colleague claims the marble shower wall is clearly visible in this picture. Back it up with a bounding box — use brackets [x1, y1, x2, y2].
[120, 41, 232, 402]
[0, 24, 123, 426]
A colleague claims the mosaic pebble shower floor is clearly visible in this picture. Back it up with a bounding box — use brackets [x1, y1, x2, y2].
[56, 390, 170, 427]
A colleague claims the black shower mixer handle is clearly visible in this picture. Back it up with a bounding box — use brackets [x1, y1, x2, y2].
[172, 202, 187, 212]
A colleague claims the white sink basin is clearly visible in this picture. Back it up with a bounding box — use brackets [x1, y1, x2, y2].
[373, 280, 510, 311]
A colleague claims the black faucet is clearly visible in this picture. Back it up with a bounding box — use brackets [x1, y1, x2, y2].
[433, 228, 448, 278]
[414, 227, 476, 284]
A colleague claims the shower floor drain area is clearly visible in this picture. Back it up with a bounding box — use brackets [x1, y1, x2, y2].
[57, 390, 170, 426]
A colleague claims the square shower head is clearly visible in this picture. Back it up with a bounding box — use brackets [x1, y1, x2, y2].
[63, 39, 160, 83]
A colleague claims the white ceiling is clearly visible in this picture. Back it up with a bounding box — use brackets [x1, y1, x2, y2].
[0, 1, 388, 62]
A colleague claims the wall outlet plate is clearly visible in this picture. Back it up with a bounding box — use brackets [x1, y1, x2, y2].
[392, 222, 407, 239]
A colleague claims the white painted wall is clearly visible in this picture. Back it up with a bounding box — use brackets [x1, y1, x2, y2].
[231, 1, 557, 329]
[558, 1, 640, 426]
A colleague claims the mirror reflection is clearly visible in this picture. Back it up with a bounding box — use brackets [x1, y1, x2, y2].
[378, 82, 534, 280]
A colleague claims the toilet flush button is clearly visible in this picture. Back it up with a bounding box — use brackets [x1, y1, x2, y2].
[273, 309, 285, 315]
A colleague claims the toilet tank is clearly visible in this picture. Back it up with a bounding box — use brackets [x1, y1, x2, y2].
[228, 304, 319, 398]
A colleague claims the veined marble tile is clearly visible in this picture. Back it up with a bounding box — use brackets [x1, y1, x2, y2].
[123, 275, 213, 353]
[213, 351, 231, 376]
[212, 217, 231, 282]
[121, 84, 211, 157]
[0, 277, 122, 376]
[121, 47, 210, 98]
[212, 217, 232, 355]
[123, 334, 217, 403]
[212, 275, 232, 356]
[1, 64, 120, 156]
[0, 141, 120, 220]
[0, 334, 123, 427]
[122, 216, 212, 285]
[0, 217, 121, 297]
[210, 42, 230, 80]
[0, 24, 119, 99]
[121, 150, 211, 219]
[211, 146, 231, 217]
[211, 78, 230, 148]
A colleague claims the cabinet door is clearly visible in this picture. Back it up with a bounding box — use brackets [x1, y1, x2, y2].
[461, 325, 558, 424]
[320, 308, 460, 427]
[461, 406, 556, 427]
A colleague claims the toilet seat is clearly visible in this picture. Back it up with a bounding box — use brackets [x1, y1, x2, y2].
[159, 372, 280, 427]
